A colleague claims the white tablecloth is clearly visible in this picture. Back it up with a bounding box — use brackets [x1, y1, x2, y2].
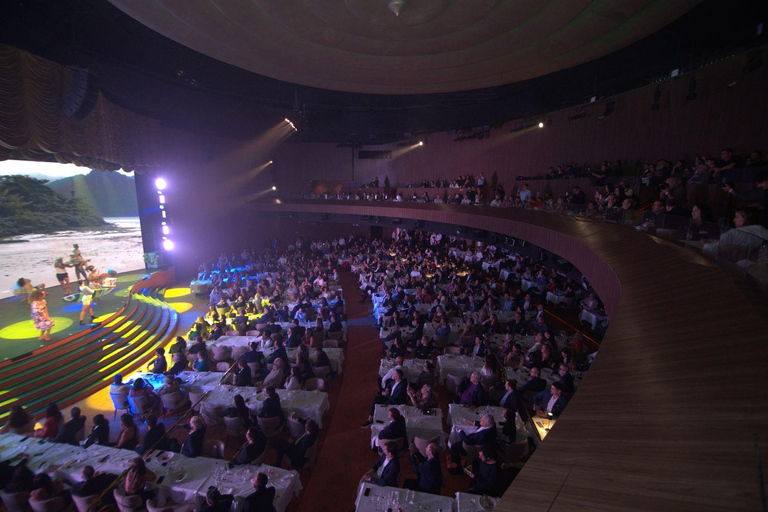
[370, 405, 445, 449]
[579, 309, 607, 330]
[199, 460, 302, 512]
[378, 358, 430, 384]
[435, 355, 484, 384]
[447, 405, 526, 446]
[455, 492, 499, 512]
[355, 482, 455, 512]
[203, 387, 330, 428]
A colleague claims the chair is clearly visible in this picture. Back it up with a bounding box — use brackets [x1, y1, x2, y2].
[502, 440, 528, 464]
[224, 330, 239, 336]
[110, 391, 130, 419]
[72, 494, 97, 512]
[413, 436, 441, 458]
[445, 373, 464, 395]
[247, 361, 262, 379]
[304, 378, 325, 391]
[202, 439, 225, 459]
[188, 389, 206, 412]
[146, 499, 193, 512]
[231, 346, 249, 360]
[112, 488, 145, 512]
[257, 415, 284, 439]
[215, 362, 232, 372]
[160, 392, 187, 417]
[211, 345, 231, 362]
[0, 490, 31, 512]
[223, 416, 246, 447]
[322, 339, 338, 349]
[480, 374, 498, 391]
[186, 353, 197, 363]
[249, 449, 267, 466]
[327, 330, 344, 341]
[312, 365, 331, 380]
[443, 346, 461, 356]
[373, 436, 405, 453]
[417, 374, 436, 389]
[29, 496, 75, 512]
[311, 331, 324, 348]
[433, 335, 449, 350]
[462, 441, 482, 467]
[127, 395, 151, 417]
[287, 417, 305, 439]
[200, 403, 225, 436]
[245, 330, 260, 336]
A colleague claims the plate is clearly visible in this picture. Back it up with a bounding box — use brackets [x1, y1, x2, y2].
[480, 495, 494, 511]
[157, 452, 174, 463]
[174, 471, 188, 483]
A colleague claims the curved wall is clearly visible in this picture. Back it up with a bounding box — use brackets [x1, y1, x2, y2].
[250, 199, 768, 511]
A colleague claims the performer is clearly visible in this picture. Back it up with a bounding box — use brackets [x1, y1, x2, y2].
[54, 256, 73, 294]
[29, 289, 54, 341]
[78, 280, 95, 325]
[12, 278, 36, 302]
[70, 244, 89, 281]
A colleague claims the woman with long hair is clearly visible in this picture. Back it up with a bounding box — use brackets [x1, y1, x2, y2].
[29, 289, 54, 341]
[116, 413, 139, 450]
[35, 403, 63, 438]
[124, 457, 156, 502]
[53, 256, 73, 294]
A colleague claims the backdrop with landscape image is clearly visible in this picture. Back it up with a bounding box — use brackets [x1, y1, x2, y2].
[0, 160, 145, 298]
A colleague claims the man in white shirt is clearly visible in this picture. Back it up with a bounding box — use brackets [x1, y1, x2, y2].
[380, 356, 404, 390]
[518, 184, 532, 203]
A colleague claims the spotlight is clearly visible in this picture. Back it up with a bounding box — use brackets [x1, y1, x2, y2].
[159, 205, 164, 210]
[155, 178, 167, 190]
[538, 122, 544, 128]
[163, 239, 175, 251]
[158, 195, 165, 204]
[272, 186, 277, 191]
[418, 141, 424, 146]
[161, 211, 166, 218]
[268, 160, 273, 164]
[161, 222, 166, 226]
[162, 225, 170, 235]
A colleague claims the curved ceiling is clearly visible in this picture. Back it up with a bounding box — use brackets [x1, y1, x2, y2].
[107, 0, 701, 94]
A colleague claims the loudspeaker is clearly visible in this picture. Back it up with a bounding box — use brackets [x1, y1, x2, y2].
[60, 67, 99, 119]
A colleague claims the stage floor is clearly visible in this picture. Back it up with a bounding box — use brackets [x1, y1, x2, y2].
[0, 270, 147, 361]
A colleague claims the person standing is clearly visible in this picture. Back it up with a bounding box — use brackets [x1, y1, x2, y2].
[79, 280, 95, 325]
[54, 256, 73, 294]
[29, 289, 54, 341]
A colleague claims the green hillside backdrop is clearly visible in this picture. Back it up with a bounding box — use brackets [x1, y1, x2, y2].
[47, 170, 138, 217]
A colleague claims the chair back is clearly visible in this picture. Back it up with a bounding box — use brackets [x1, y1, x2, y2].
[110, 392, 129, 411]
[287, 417, 305, 439]
[311, 331, 324, 348]
[0, 490, 31, 512]
[189, 389, 206, 411]
[215, 362, 232, 372]
[72, 494, 97, 512]
[224, 330, 239, 337]
[202, 439, 226, 458]
[444, 347, 461, 356]
[211, 345, 231, 362]
[74, 425, 86, 443]
[126, 395, 150, 416]
[257, 415, 283, 438]
[413, 436, 440, 458]
[327, 330, 344, 341]
[255, 323, 267, 331]
[312, 365, 331, 380]
[322, 339, 338, 349]
[433, 335, 449, 349]
[160, 392, 185, 414]
[186, 353, 197, 363]
[247, 361, 261, 379]
[304, 378, 325, 391]
[28, 496, 70, 512]
[503, 440, 528, 463]
[231, 346, 249, 360]
[445, 373, 464, 395]
[480, 374, 498, 391]
[417, 375, 436, 389]
[216, 307, 228, 317]
[200, 403, 225, 427]
[223, 416, 245, 437]
[462, 441, 482, 467]
[245, 330, 260, 336]
[112, 488, 144, 512]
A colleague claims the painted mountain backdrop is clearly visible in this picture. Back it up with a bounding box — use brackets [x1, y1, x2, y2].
[47, 170, 138, 217]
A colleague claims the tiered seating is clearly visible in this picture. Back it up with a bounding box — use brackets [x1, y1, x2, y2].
[0, 286, 178, 422]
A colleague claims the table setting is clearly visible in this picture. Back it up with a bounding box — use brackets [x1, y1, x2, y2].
[369, 405, 445, 448]
[203, 386, 330, 427]
[355, 482, 455, 512]
[455, 492, 498, 511]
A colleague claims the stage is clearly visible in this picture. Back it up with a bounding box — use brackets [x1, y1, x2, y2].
[0, 270, 146, 361]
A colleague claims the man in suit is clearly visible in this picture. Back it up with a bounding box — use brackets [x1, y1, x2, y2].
[233, 359, 253, 387]
[363, 441, 400, 487]
[448, 414, 497, 472]
[240, 341, 265, 365]
[557, 365, 575, 393]
[285, 327, 302, 349]
[147, 348, 168, 374]
[228, 427, 267, 468]
[233, 309, 249, 335]
[265, 337, 288, 370]
[463, 336, 487, 358]
[532, 315, 549, 335]
[362, 369, 408, 427]
[518, 367, 547, 394]
[534, 383, 569, 418]
[135, 415, 168, 454]
[289, 319, 306, 339]
[272, 419, 319, 469]
[454, 372, 486, 407]
[377, 408, 408, 449]
[403, 443, 442, 494]
[507, 312, 528, 335]
[244, 472, 276, 512]
[54, 407, 86, 445]
[497, 379, 520, 412]
[71, 465, 118, 498]
[257, 387, 285, 426]
[313, 346, 332, 371]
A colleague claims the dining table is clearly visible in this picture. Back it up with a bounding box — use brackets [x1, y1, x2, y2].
[355, 482, 455, 512]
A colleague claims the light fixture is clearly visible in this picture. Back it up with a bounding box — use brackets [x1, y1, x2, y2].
[268, 160, 273, 164]
[162, 225, 170, 235]
[418, 141, 424, 146]
[388, 0, 406, 17]
[158, 195, 165, 204]
[163, 240, 175, 251]
[161, 211, 166, 218]
[272, 186, 277, 191]
[538, 122, 544, 128]
[155, 178, 167, 190]
[159, 205, 164, 210]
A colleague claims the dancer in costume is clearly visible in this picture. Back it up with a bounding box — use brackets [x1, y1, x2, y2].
[54, 256, 73, 294]
[29, 289, 54, 341]
[78, 280, 95, 325]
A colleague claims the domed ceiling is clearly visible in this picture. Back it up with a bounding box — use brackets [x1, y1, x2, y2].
[108, 0, 702, 94]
